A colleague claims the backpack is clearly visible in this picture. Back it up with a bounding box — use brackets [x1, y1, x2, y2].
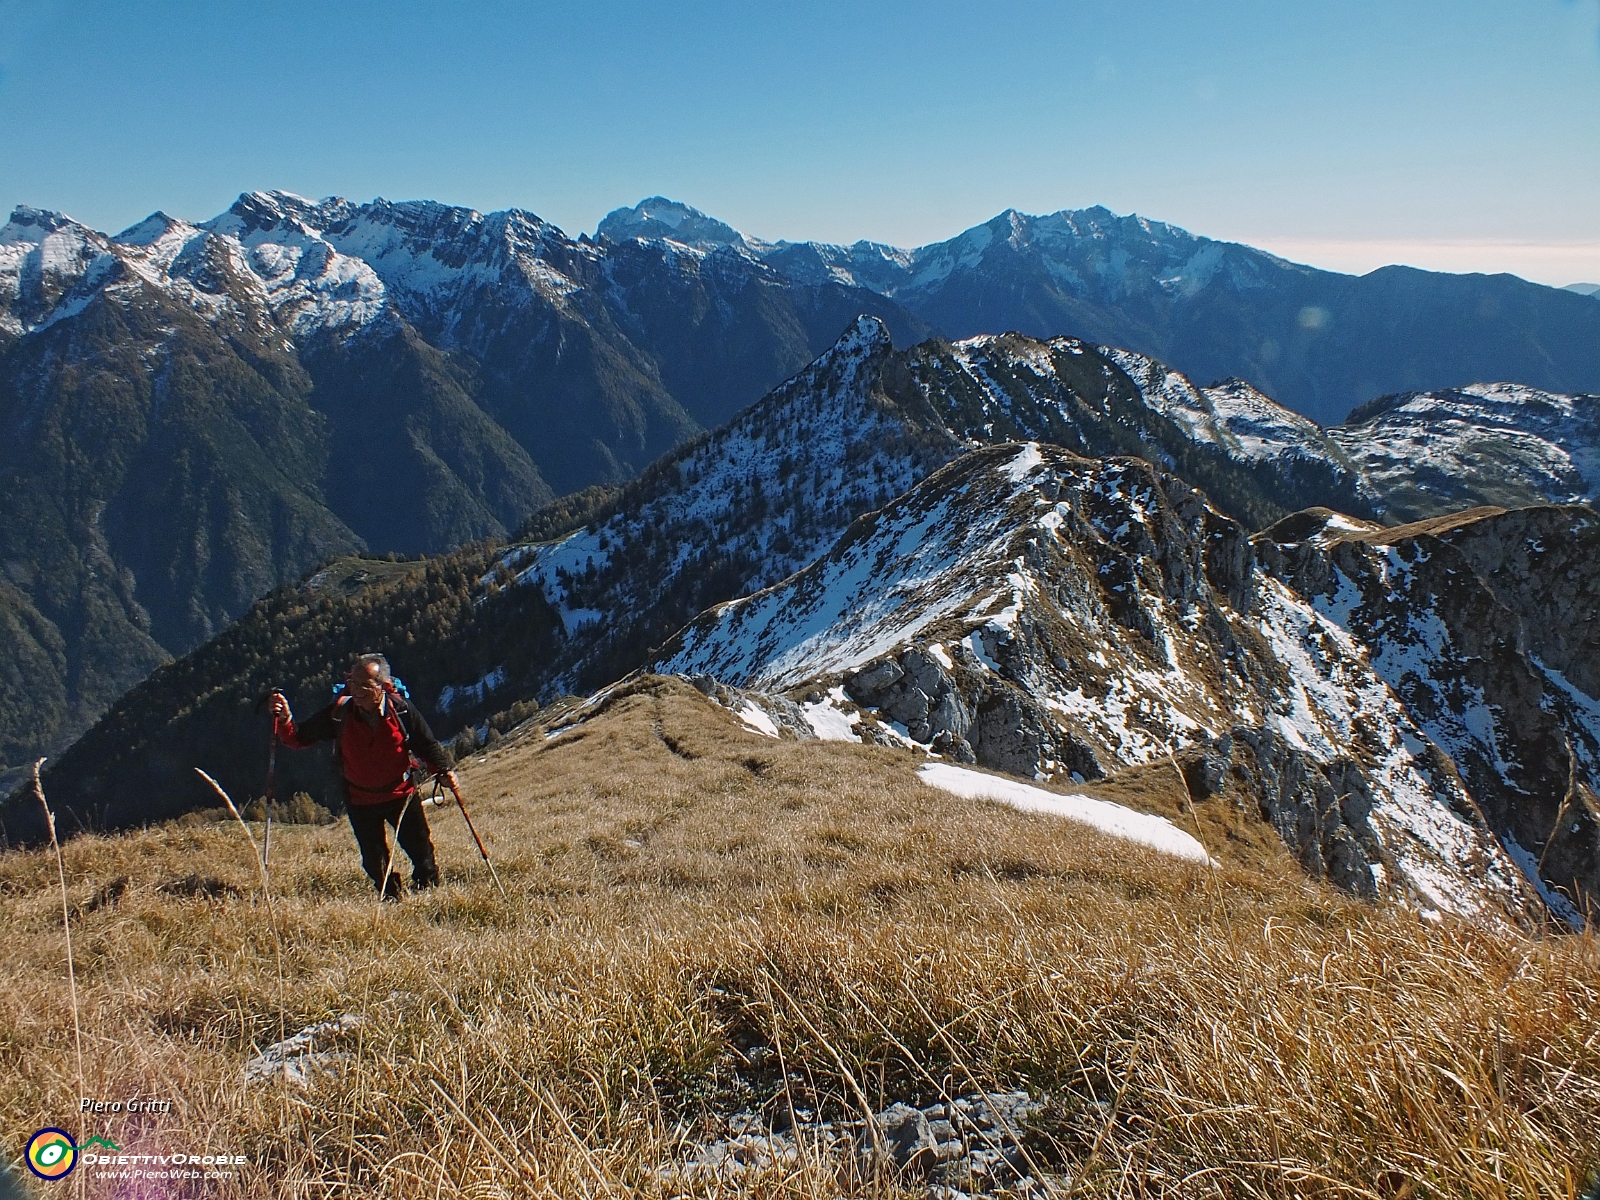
[329, 683, 423, 784]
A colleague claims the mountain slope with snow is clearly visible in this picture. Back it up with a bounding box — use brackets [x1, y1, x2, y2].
[655, 441, 1558, 923]
[1331, 384, 1600, 521]
[444, 321, 1600, 752]
[477, 317, 1403, 718]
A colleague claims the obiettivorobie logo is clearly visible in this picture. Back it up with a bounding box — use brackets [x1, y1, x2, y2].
[25, 1131, 117, 1181]
[25, 1130, 244, 1182]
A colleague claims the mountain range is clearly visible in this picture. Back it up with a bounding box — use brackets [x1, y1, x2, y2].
[14, 318, 1596, 929]
[3, 190, 1597, 782]
[602, 197, 1600, 426]
[0, 194, 927, 764]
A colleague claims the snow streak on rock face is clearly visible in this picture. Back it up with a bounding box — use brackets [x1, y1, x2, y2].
[654, 442, 1542, 922]
[478, 316, 960, 703]
[1247, 573, 1536, 919]
[1259, 506, 1600, 924]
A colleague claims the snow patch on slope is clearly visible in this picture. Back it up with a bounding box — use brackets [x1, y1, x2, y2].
[918, 763, 1212, 864]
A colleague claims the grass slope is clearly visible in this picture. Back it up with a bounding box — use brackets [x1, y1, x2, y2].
[3, 677, 1597, 1197]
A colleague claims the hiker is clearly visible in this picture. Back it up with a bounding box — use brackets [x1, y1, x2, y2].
[269, 653, 458, 898]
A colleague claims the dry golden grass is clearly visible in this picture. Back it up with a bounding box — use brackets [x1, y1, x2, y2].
[2, 676, 1597, 1198]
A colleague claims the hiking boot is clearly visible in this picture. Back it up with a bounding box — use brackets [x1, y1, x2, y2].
[380, 872, 406, 902]
[412, 865, 441, 890]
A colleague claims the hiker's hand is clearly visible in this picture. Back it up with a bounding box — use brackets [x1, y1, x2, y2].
[269, 692, 291, 722]
[442, 770, 460, 794]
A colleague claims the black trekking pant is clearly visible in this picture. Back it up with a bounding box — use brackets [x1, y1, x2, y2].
[346, 794, 440, 894]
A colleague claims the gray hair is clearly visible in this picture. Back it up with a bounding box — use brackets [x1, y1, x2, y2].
[351, 652, 392, 683]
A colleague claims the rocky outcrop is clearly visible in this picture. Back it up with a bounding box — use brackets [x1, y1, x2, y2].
[683, 674, 817, 742]
[659, 443, 1547, 923]
[1258, 505, 1600, 923]
[668, 1091, 1054, 1194]
[842, 645, 1102, 778]
[1227, 728, 1387, 897]
[1429, 505, 1600, 700]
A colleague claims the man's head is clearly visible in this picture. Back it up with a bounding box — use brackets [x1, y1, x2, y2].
[347, 652, 392, 716]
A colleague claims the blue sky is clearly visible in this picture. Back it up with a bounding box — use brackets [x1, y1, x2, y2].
[2, 0, 1596, 283]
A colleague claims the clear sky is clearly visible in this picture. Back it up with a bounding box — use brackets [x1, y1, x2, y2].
[3, 0, 1596, 284]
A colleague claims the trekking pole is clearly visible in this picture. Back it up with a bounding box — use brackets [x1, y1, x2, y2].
[448, 778, 507, 898]
[255, 688, 285, 867]
[262, 725, 277, 867]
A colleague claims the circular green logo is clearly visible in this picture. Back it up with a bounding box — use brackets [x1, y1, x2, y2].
[26, 1128, 78, 1180]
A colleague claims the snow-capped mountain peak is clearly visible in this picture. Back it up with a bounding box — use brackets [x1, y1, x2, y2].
[114, 210, 190, 247]
[0, 206, 119, 338]
[597, 196, 767, 254]
[202, 189, 356, 239]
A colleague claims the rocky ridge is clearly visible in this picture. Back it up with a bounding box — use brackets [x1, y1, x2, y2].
[655, 442, 1581, 925]
[480, 316, 1393, 716]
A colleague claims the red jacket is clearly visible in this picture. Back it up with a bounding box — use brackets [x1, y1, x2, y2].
[276, 691, 452, 805]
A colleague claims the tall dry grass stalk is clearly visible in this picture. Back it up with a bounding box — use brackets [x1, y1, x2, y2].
[0, 678, 1593, 1198]
[31, 757, 85, 1114]
[378, 791, 413, 906]
[196, 766, 288, 1079]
